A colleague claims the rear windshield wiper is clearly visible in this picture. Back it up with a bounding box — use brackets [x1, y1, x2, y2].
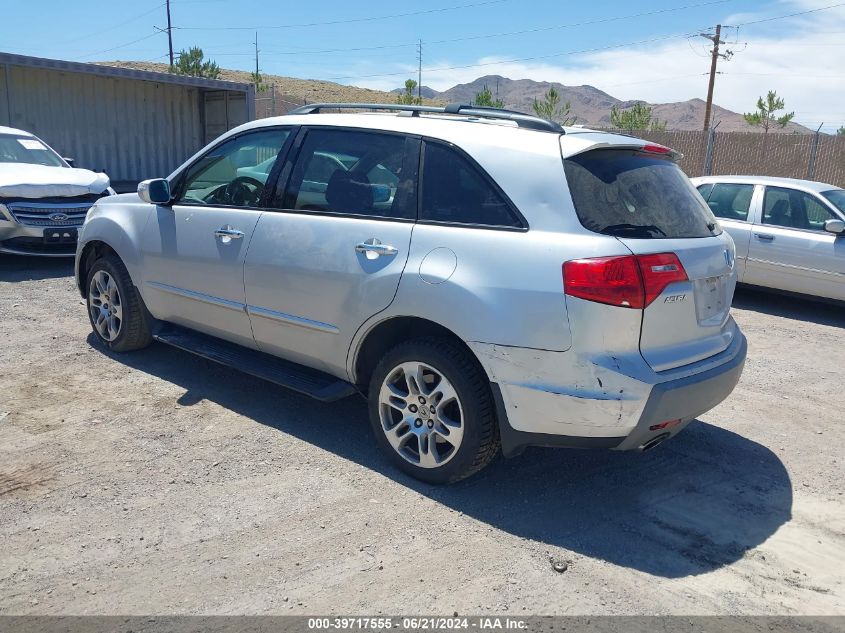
[600, 223, 667, 237]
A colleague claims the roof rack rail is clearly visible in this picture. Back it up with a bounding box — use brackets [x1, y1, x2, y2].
[288, 102, 564, 133]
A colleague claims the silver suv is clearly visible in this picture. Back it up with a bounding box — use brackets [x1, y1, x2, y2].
[75, 103, 747, 483]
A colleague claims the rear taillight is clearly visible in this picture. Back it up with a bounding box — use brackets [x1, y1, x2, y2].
[563, 253, 687, 309]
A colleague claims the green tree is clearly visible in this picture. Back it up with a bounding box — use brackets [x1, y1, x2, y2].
[532, 87, 575, 124]
[836, 126, 845, 136]
[250, 71, 269, 93]
[473, 84, 504, 108]
[397, 79, 421, 105]
[171, 47, 220, 79]
[743, 90, 795, 134]
[609, 102, 666, 133]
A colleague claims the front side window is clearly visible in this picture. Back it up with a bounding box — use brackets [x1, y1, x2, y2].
[564, 149, 720, 239]
[176, 128, 290, 207]
[762, 186, 836, 231]
[420, 142, 523, 228]
[0, 134, 66, 167]
[280, 129, 416, 220]
[703, 183, 755, 221]
[821, 189, 845, 215]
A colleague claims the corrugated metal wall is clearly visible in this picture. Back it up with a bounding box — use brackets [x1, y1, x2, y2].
[1, 65, 207, 182]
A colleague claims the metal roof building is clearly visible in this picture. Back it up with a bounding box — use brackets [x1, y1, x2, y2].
[0, 52, 255, 189]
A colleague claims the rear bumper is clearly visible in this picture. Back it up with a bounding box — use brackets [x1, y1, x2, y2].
[477, 331, 747, 457]
[613, 331, 746, 451]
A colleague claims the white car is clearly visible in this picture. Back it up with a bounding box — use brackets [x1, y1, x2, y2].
[692, 175, 845, 302]
[0, 126, 112, 256]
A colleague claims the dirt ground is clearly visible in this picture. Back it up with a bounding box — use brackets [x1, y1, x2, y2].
[1, 254, 843, 616]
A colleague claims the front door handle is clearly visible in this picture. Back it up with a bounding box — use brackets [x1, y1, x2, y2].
[355, 238, 399, 259]
[215, 225, 244, 241]
[754, 233, 775, 241]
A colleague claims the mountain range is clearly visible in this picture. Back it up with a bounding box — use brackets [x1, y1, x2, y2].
[394, 75, 811, 133]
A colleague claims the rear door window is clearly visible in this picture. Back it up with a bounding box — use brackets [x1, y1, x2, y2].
[420, 142, 524, 228]
[280, 129, 417, 220]
[703, 183, 754, 221]
[564, 149, 720, 239]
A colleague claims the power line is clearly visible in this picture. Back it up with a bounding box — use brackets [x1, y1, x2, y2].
[238, 0, 737, 57]
[325, 31, 701, 81]
[78, 32, 161, 59]
[728, 1, 845, 27]
[59, 2, 166, 46]
[175, 0, 508, 31]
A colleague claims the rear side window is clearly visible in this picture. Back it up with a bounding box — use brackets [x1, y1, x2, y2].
[703, 183, 754, 221]
[564, 149, 720, 239]
[420, 142, 523, 228]
[281, 129, 417, 220]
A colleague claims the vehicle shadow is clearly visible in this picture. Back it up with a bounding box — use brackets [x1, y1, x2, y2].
[733, 285, 845, 328]
[0, 254, 74, 282]
[91, 334, 793, 579]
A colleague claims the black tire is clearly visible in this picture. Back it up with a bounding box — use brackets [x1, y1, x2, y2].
[367, 337, 500, 484]
[86, 255, 153, 352]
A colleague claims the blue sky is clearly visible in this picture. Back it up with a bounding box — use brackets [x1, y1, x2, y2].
[3, 0, 844, 131]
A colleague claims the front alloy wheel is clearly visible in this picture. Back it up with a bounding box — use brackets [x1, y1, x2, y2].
[378, 361, 465, 468]
[88, 270, 123, 342]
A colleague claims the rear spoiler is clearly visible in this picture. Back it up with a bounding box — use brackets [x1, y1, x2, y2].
[561, 133, 683, 162]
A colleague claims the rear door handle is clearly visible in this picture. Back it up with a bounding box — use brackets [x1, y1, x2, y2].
[355, 238, 398, 258]
[754, 233, 775, 241]
[214, 225, 244, 240]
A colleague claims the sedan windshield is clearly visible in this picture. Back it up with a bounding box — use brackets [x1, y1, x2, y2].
[0, 134, 66, 167]
[821, 189, 845, 215]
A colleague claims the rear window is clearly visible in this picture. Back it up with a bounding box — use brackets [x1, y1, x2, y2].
[564, 149, 720, 239]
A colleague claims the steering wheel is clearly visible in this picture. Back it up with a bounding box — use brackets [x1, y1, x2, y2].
[213, 176, 265, 206]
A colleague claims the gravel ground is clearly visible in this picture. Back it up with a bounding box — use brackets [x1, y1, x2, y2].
[1, 254, 843, 615]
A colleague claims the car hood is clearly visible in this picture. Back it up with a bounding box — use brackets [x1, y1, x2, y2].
[0, 163, 111, 198]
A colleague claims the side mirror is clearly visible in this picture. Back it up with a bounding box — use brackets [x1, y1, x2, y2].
[138, 179, 171, 205]
[63, 157, 75, 167]
[824, 218, 845, 235]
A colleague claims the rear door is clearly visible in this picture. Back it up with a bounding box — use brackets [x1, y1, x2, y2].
[564, 148, 738, 372]
[744, 185, 845, 300]
[243, 127, 419, 375]
[696, 181, 758, 282]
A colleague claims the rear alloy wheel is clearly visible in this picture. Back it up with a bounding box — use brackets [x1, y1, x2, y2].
[86, 255, 152, 352]
[378, 361, 465, 469]
[368, 338, 499, 484]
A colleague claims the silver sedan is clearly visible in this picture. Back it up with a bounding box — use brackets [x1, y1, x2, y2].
[691, 175, 845, 302]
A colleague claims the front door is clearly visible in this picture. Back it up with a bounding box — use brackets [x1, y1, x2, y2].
[744, 185, 845, 300]
[244, 128, 420, 375]
[139, 127, 292, 347]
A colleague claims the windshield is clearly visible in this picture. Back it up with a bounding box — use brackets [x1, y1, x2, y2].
[821, 189, 845, 215]
[0, 134, 66, 167]
[564, 149, 721, 239]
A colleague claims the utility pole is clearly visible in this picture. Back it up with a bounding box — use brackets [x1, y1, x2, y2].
[700, 24, 732, 131]
[166, 0, 174, 68]
[254, 31, 260, 77]
[417, 39, 422, 102]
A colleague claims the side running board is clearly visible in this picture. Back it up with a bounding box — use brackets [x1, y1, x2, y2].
[153, 324, 357, 402]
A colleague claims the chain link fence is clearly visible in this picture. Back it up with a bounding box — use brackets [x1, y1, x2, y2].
[251, 92, 845, 188]
[602, 128, 845, 188]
